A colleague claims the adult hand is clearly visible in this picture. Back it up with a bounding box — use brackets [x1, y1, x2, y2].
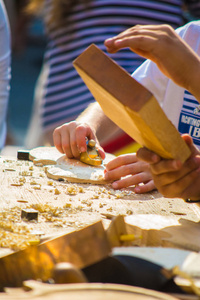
[104, 153, 156, 193]
[137, 134, 200, 200]
[53, 121, 105, 159]
[104, 24, 200, 99]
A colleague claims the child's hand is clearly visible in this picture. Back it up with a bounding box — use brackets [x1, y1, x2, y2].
[137, 134, 200, 200]
[104, 24, 200, 100]
[53, 121, 105, 159]
[104, 153, 156, 193]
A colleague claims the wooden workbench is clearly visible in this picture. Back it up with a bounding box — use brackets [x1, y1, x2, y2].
[0, 153, 200, 299]
[0, 154, 200, 254]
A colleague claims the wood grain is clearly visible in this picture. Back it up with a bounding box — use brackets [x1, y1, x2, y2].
[73, 44, 191, 163]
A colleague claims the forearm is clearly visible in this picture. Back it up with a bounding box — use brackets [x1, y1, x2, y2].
[105, 24, 200, 102]
[76, 102, 118, 142]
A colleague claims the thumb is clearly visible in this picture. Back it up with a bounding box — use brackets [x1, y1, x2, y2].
[181, 134, 198, 155]
[96, 144, 106, 160]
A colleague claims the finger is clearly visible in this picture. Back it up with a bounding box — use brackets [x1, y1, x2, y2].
[137, 147, 160, 164]
[151, 155, 200, 184]
[104, 25, 150, 46]
[68, 133, 81, 158]
[97, 146, 106, 160]
[182, 134, 199, 155]
[53, 123, 78, 158]
[106, 154, 138, 171]
[60, 130, 74, 158]
[105, 25, 173, 54]
[105, 163, 142, 181]
[181, 168, 200, 200]
[114, 25, 173, 42]
[150, 159, 182, 176]
[110, 169, 152, 189]
[53, 128, 64, 154]
[141, 134, 198, 177]
[114, 24, 173, 39]
[75, 124, 106, 160]
[104, 167, 121, 182]
[156, 167, 200, 198]
[111, 176, 135, 189]
[75, 124, 96, 153]
[134, 180, 156, 194]
[105, 36, 156, 56]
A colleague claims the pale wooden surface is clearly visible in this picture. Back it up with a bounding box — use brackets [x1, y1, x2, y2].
[0, 154, 199, 253]
[0, 154, 200, 297]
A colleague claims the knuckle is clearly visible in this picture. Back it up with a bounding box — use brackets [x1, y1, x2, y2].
[62, 142, 70, 152]
[161, 24, 173, 32]
[76, 123, 87, 132]
[70, 139, 77, 148]
[104, 172, 111, 181]
[186, 157, 199, 170]
[53, 127, 60, 136]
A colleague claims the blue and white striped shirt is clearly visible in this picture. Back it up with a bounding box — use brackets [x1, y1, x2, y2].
[41, 0, 197, 131]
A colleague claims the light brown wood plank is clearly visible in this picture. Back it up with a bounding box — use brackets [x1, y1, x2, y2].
[73, 44, 191, 163]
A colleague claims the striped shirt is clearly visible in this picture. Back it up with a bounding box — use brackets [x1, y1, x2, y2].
[41, 0, 196, 131]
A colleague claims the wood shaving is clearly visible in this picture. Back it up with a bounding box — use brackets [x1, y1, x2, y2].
[79, 186, 84, 193]
[81, 200, 93, 207]
[32, 185, 41, 190]
[3, 168, 16, 172]
[67, 185, 78, 195]
[30, 180, 40, 186]
[19, 171, 33, 176]
[54, 188, 60, 195]
[10, 182, 23, 187]
[47, 181, 54, 186]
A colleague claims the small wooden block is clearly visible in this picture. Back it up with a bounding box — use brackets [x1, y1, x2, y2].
[106, 215, 131, 248]
[73, 44, 191, 163]
[21, 209, 38, 221]
[17, 150, 30, 161]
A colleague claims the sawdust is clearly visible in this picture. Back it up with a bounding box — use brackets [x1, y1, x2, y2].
[0, 155, 199, 253]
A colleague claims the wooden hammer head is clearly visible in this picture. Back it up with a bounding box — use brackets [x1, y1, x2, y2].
[73, 44, 191, 163]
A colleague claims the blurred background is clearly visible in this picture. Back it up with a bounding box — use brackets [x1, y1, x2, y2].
[3, 0, 46, 148]
[1, 0, 197, 154]
[7, 19, 45, 146]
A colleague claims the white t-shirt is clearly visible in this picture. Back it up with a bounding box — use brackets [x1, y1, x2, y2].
[0, 0, 11, 149]
[132, 20, 200, 148]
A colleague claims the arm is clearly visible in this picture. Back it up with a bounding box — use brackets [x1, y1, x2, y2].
[53, 102, 156, 193]
[104, 23, 200, 195]
[104, 24, 200, 102]
[53, 102, 118, 158]
[76, 102, 119, 142]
